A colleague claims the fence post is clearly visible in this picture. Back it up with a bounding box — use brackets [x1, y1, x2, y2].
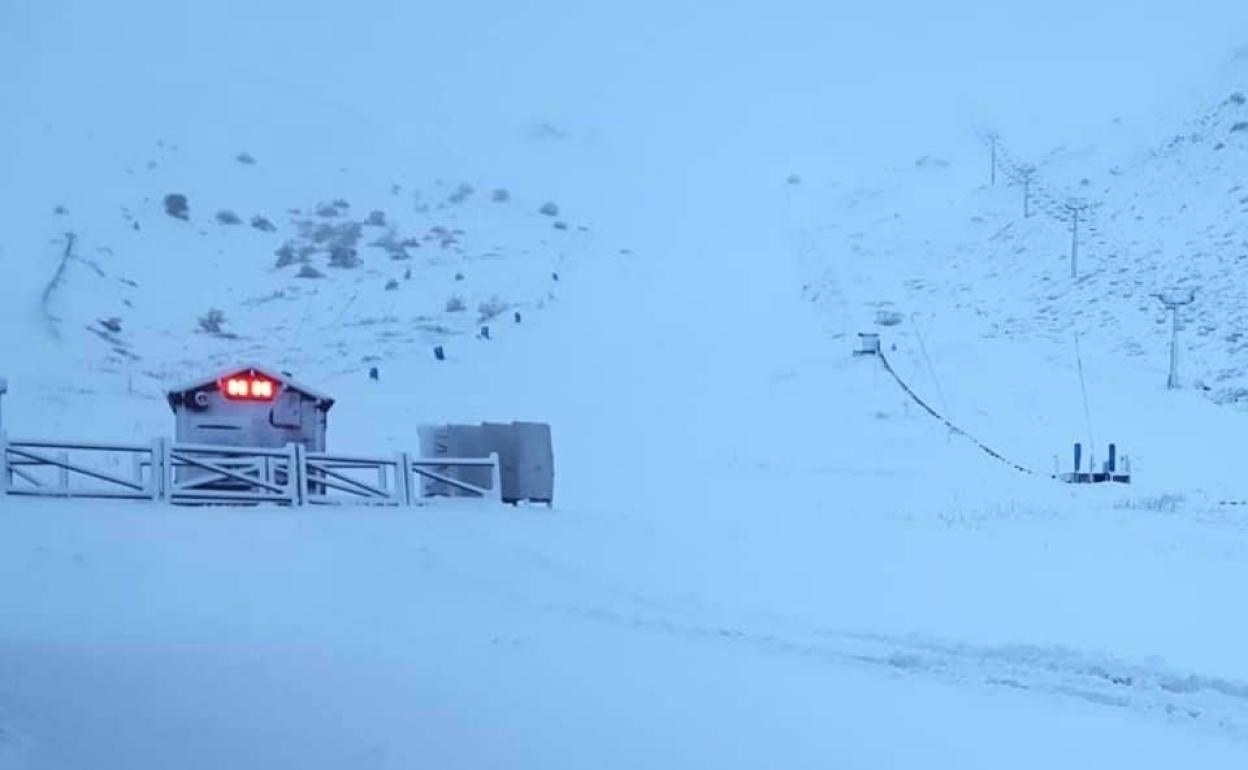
[395, 451, 411, 505]
[132, 450, 144, 490]
[163, 438, 176, 501]
[0, 431, 8, 497]
[151, 438, 167, 501]
[489, 452, 503, 503]
[57, 451, 70, 495]
[290, 443, 306, 506]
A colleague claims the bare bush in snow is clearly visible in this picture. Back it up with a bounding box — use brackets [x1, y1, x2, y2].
[198, 309, 226, 334]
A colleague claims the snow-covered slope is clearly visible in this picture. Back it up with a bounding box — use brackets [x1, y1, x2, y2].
[795, 54, 1248, 413]
[6, 1, 1248, 768]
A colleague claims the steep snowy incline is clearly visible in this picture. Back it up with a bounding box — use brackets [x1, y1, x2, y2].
[793, 54, 1248, 421]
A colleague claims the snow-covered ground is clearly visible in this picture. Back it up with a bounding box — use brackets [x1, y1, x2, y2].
[5, 1, 1248, 767]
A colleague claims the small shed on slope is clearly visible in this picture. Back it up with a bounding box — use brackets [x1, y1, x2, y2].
[166, 364, 335, 451]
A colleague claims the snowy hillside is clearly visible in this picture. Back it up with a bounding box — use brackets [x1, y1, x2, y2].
[7, 1, 1248, 768]
[0, 128, 616, 445]
[795, 55, 1248, 413]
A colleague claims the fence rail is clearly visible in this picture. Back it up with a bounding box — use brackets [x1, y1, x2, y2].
[0, 433, 501, 507]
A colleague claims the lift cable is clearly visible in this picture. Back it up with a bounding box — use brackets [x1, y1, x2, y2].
[876, 350, 1043, 477]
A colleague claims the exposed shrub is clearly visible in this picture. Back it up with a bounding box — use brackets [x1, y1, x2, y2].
[164, 193, 189, 220]
[328, 246, 361, 268]
[538, 201, 559, 217]
[236, 151, 256, 165]
[385, 279, 399, 291]
[365, 209, 387, 226]
[874, 310, 904, 327]
[491, 188, 510, 202]
[216, 209, 242, 225]
[448, 183, 475, 204]
[250, 215, 277, 232]
[274, 242, 305, 268]
[477, 296, 507, 321]
[445, 295, 467, 313]
[197, 309, 226, 334]
[296, 265, 325, 279]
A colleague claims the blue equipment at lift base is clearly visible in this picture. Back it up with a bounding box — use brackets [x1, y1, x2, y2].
[1058, 472, 1131, 485]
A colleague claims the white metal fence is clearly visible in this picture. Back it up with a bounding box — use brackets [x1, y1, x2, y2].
[0, 433, 501, 506]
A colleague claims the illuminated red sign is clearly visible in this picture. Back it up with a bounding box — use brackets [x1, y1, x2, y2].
[219, 372, 280, 401]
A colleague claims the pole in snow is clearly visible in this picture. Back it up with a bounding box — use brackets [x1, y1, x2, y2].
[1018, 165, 1036, 218]
[0, 376, 7, 432]
[987, 132, 999, 186]
[1066, 200, 1089, 278]
[1153, 289, 1197, 390]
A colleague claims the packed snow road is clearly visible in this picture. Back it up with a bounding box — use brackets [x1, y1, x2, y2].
[3, 472, 1248, 769]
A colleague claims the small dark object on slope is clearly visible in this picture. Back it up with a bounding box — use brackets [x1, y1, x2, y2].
[369, 366, 379, 381]
[434, 345, 445, 361]
[250, 215, 277, 232]
[197, 309, 226, 334]
[538, 201, 559, 217]
[164, 194, 189, 220]
[216, 209, 242, 225]
[329, 246, 360, 268]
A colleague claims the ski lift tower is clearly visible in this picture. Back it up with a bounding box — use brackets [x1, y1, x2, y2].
[1153, 288, 1197, 390]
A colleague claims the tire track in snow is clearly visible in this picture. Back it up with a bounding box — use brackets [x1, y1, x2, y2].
[424, 533, 1248, 741]
[533, 597, 1248, 741]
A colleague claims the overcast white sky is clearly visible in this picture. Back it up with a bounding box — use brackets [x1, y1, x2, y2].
[3, 1, 1247, 210]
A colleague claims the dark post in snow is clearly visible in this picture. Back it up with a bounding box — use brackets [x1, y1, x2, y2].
[1065, 200, 1089, 278]
[0, 375, 7, 433]
[987, 132, 999, 186]
[1018, 165, 1036, 218]
[1153, 288, 1197, 390]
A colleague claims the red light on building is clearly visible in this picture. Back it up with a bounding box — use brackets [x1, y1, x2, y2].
[219, 373, 280, 401]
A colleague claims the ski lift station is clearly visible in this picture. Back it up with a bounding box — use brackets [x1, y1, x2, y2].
[167, 364, 334, 451]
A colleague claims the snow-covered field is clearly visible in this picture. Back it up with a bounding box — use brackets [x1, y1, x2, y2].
[5, 1, 1248, 767]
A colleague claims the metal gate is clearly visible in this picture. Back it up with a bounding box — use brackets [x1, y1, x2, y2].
[1, 433, 501, 507]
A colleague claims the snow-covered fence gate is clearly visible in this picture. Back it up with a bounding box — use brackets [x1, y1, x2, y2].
[299, 452, 503, 505]
[0, 436, 166, 500]
[303, 451, 411, 505]
[409, 455, 502, 502]
[165, 442, 300, 506]
[1, 434, 502, 507]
